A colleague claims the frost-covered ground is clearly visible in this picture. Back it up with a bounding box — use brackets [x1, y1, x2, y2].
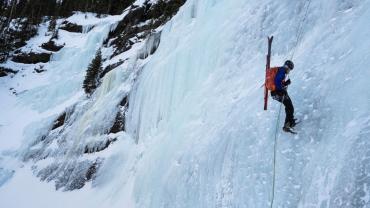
[1, 0, 370, 207]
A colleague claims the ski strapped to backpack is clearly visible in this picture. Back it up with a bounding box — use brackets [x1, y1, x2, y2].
[264, 36, 273, 110]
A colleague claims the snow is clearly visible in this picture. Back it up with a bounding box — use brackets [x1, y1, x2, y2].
[0, 9, 131, 198]
[134, 0, 159, 6]
[1, 0, 370, 207]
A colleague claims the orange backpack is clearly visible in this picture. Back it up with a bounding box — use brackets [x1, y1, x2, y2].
[265, 67, 279, 91]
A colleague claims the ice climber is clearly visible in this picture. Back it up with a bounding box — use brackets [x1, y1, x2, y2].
[270, 60, 297, 132]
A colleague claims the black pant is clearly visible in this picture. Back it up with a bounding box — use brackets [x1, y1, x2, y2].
[271, 91, 294, 125]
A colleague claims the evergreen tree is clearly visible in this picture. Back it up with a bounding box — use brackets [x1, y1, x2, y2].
[45, 0, 57, 17]
[1, 0, 135, 20]
[48, 16, 57, 32]
[83, 49, 103, 95]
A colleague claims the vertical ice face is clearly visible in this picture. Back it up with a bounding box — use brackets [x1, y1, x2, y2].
[124, 0, 370, 207]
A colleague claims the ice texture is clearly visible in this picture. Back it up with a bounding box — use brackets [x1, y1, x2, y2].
[0, 0, 370, 207]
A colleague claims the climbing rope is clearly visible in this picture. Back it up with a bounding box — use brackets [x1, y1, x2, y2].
[270, 1, 313, 207]
[270, 95, 284, 208]
[290, 0, 313, 60]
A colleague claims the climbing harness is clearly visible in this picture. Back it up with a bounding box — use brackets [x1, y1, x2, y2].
[268, 0, 312, 207]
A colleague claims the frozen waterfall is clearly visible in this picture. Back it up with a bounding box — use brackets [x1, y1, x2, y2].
[1, 0, 370, 207]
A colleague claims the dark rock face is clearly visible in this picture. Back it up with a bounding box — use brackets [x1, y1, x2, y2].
[59, 21, 83, 33]
[0, 67, 17, 77]
[110, 111, 126, 133]
[109, 96, 129, 134]
[34, 66, 47, 73]
[41, 40, 64, 52]
[106, 0, 186, 56]
[12, 52, 52, 64]
[52, 112, 67, 130]
[84, 138, 118, 154]
[37, 159, 103, 191]
[100, 59, 127, 79]
[85, 161, 100, 181]
[0, 19, 38, 63]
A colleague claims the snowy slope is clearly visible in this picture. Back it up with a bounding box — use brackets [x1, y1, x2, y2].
[1, 0, 370, 207]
